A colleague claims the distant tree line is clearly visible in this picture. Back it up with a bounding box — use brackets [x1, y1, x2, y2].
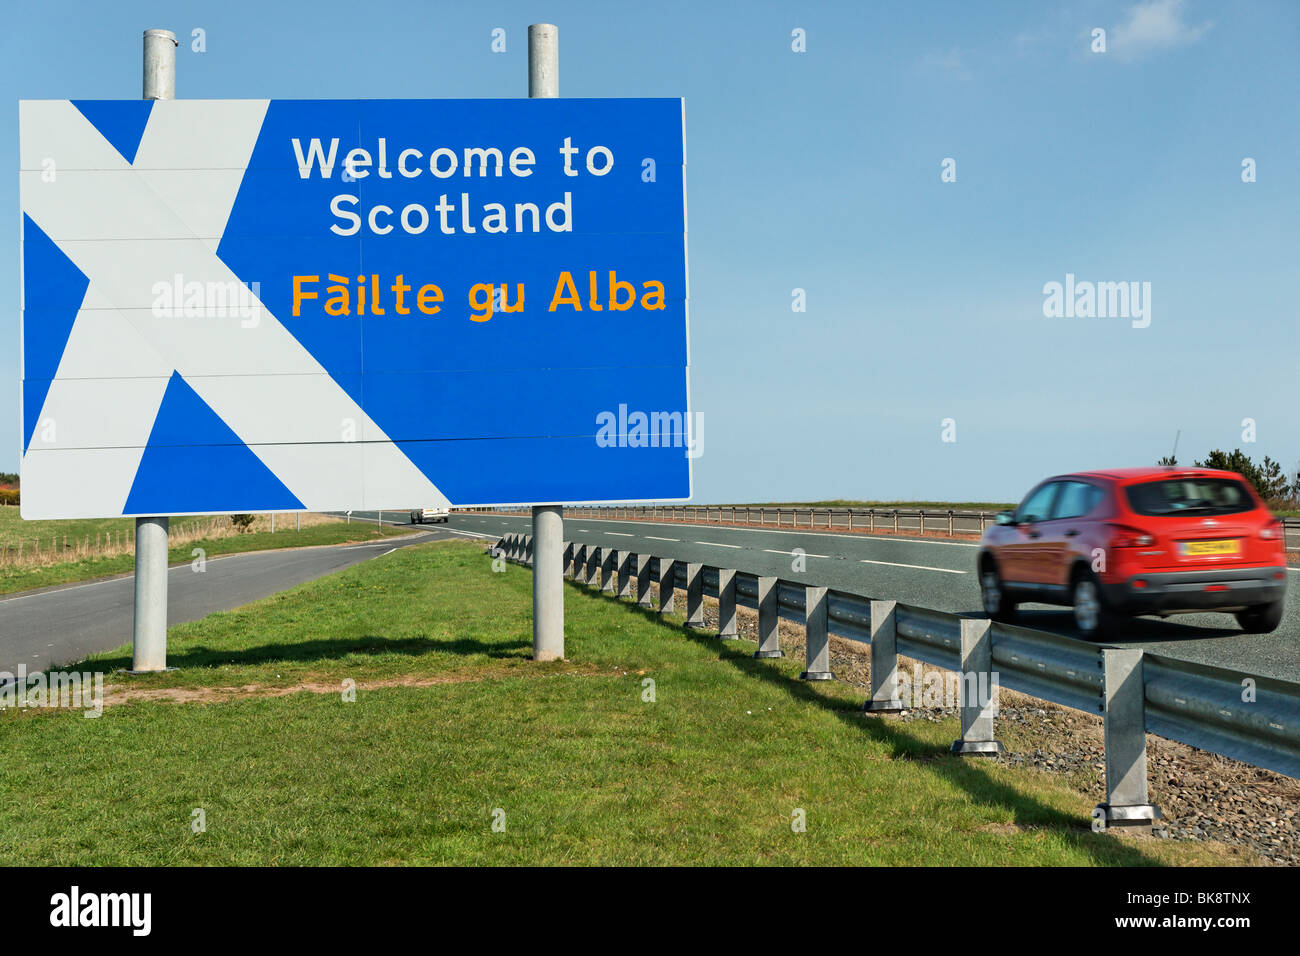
[1157, 449, 1298, 506]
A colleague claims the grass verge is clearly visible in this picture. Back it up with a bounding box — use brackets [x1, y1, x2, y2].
[0, 510, 415, 597]
[0, 540, 1256, 865]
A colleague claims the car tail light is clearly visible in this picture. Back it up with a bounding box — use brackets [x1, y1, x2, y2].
[1260, 519, 1283, 541]
[1108, 523, 1155, 548]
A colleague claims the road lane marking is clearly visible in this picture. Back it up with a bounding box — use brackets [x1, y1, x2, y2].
[765, 548, 828, 558]
[606, 532, 634, 537]
[536, 516, 981, 548]
[860, 558, 966, 574]
[647, 536, 679, 541]
[697, 541, 742, 548]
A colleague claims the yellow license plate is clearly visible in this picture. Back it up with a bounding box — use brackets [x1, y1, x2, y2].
[1181, 539, 1240, 556]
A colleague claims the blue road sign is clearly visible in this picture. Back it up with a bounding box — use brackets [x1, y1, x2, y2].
[19, 97, 690, 518]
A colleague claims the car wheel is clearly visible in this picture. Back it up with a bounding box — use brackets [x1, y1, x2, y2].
[1236, 600, 1283, 634]
[1071, 572, 1116, 639]
[979, 563, 1016, 622]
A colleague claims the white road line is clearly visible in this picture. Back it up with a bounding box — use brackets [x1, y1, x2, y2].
[536, 516, 981, 548]
[605, 532, 634, 537]
[441, 528, 500, 541]
[646, 536, 679, 542]
[764, 548, 828, 559]
[860, 558, 967, 574]
[697, 541, 742, 548]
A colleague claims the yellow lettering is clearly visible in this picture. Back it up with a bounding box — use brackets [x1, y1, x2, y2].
[292, 275, 318, 316]
[416, 284, 443, 315]
[324, 274, 350, 316]
[549, 271, 582, 311]
[641, 280, 666, 311]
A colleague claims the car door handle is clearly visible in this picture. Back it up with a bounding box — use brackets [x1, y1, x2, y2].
[1064, 528, 1080, 537]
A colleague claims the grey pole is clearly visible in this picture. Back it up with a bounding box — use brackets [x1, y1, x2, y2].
[532, 506, 564, 660]
[528, 23, 559, 98]
[130, 28, 178, 674]
[142, 29, 176, 100]
[529, 23, 564, 663]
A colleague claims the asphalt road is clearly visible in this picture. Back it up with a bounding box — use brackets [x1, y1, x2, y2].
[0, 525, 461, 676]
[447, 511, 1300, 683]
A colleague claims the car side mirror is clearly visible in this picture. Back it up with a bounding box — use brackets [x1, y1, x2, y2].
[995, 510, 1017, 526]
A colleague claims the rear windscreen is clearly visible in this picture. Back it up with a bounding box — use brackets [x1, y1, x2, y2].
[1124, 477, 1255, 517]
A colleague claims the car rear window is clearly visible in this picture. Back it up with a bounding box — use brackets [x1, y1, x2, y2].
[1124, 477, 1255, 517]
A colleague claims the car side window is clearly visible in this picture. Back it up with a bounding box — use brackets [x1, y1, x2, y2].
[1016, 482, 1059, 524]
[1051, 481, 1101, 520]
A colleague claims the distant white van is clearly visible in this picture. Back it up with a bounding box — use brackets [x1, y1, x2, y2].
[410, 507, 450, 524]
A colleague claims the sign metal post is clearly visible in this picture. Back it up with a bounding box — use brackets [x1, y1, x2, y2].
[129, 28, 178, 674]
[529, 23, 564, 662]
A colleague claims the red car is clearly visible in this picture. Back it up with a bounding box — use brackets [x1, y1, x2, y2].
[977, 467, 1288, 638]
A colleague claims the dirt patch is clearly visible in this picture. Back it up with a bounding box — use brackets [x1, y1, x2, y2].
[103, 663, 604, 708]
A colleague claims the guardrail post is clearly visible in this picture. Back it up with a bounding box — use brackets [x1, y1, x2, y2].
[636, 554, 653, 607]
[684, 562, 704, 627]
[864, 600, 905, 713]
[586, 546, 599, 585]
[601, 547, 616, 593]
[717, 568, 739, 640]
[573, 543, 588, 584]
[947, 510, 954, 536]
[617, 550, 633, 598]
[1094, 648, 1162, 832]
[526, 535, 534, 566]
[754, 576, 783, 659]
[950, 618, 1004, 756]
[562, 541, 573, 577]
[892, 509, 898, 533]
[801, 586, 833, 681]
[658, 558, 676, 614]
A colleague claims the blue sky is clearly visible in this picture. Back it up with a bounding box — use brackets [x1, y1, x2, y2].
[3, 0, 1297, 504]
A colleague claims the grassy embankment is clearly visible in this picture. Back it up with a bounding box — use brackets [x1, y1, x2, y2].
[0, 539, 1251, 866]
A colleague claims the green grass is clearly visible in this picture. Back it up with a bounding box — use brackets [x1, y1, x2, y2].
[0, 509, 416, 596]
[0, 540, 1247, 866]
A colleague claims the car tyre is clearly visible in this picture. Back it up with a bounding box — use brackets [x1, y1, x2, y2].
[1236, 600, 1283, 634]
[979, 562, 1016, 622]
[1071, 571, 1117, 639]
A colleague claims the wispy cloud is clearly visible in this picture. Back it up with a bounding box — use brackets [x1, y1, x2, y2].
[1111, 0, 1211, 59]
[916, 47, 971, 80]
